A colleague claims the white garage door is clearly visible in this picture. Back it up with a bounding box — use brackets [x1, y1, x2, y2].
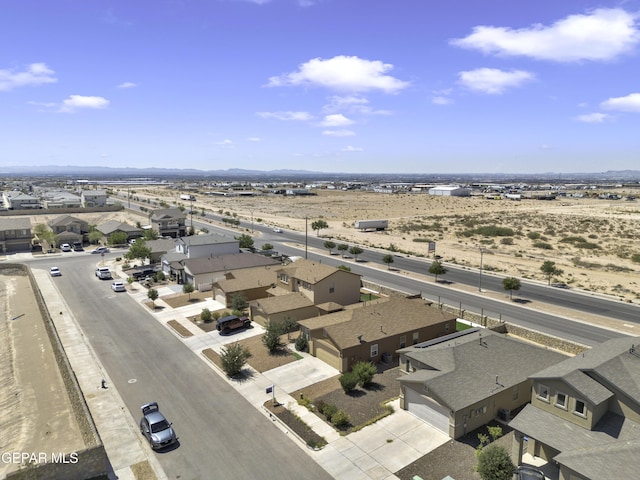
[405, 388, 450, 434]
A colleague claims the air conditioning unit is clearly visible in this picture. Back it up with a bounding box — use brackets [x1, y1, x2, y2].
[498, 408, 511, 421]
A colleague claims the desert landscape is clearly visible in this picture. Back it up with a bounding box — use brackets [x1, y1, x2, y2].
[108, 185, 640, 305]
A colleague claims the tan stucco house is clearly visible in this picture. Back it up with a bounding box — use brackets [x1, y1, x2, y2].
[297, 297, 456, 373]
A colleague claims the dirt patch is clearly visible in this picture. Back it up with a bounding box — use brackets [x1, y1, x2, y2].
[161, 290, 210, 308]
[396, 423, 515, 480]
[131, 460, 157, 480]
[289, 365, 400, 434]
[166, 320, 193, 337]
[202, 348, 224, 371]
[237, 333, 299, 373]
[263, 401, 327, 449]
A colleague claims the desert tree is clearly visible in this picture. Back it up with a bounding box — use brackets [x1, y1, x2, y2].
[428, 260, 448, 282]
[349, 246, 364, 261]
[147, 288, 159, 307]
[540, 260, 563, 285]
[236, 233, 254, 249]
[476, 445, 516, 480]
[182, 282, 194, 299]
[382, 254, 394, 269]
[311, 219, 329, 236]
[220, 342, 252, 377]
[502, 277, 521, 300]
[337, 243, 349, 257]
[324, 240, 336, 255]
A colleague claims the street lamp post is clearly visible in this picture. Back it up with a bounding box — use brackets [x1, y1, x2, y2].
[478, 247, 486, 292]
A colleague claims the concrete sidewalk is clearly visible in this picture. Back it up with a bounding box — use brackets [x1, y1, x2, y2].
[34, 269, 167, 480]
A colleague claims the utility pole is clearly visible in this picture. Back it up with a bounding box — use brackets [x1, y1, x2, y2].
[305, 216, 308, 259]
[478, 247, 486, 292]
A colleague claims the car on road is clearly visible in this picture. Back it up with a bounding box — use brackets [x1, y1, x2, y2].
[516, 466, 545, 480]
[111, 281, 126, 292]
[91, 246, 110, 254]
[60, 243, 72, 252]
[49, 267, 61, 277]
[139, 402, 177, 450]
[273, 227, 283, 233]
[95, 267, 112, 280]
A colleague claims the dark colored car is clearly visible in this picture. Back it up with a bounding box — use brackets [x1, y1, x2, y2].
[517, 466, 545, 480]
[139, 402, 177, 450]
[216, 314, 251, 334]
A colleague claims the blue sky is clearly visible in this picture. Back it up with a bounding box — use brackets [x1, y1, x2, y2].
[1, 0, 640, 174]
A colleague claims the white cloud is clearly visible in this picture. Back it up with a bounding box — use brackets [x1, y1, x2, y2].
[215, 139, 234, 147]
[341, 145, 363, 152]
[0, 63, 57, 91]
[256, 111, 313, 121]
[59, 95, 110, 113]
[458, 68, 534, 94]
[322, 130, 355, 137]
[432, 96, 454, 105]
[450, 8, 640, 62]
[575, 112, 611, 123]
[320, 114, 354, 127]
[600, 92, 640, 112]
[267, 55, 410, 93]
[117, 82, 137, 89]
[247, 137, 261, 142]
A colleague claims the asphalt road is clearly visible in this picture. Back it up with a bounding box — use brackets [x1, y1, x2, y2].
[29, 253, 332, 480]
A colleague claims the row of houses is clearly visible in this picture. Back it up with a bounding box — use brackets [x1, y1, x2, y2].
[1, 189, 108, 210]
[0, 208, 189, 253]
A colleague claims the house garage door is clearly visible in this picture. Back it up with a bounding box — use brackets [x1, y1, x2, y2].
[314, 341, 341, 371]
[405, 388, 450, 434]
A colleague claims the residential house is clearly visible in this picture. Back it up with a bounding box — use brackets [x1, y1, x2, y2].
[251, 292, 318, 327]
[2, 191, 41, 210]
[149, 208, 186, 238]
[97, 220, 143, 243]
[0, 217, 33, 252]
[213, 265, 280, 306]
[274, 259, 361, 307]
[41, 190, 82, 209]
[145, 238, 177, 264]
[180, 252, 280, 289]
[175, 234, 239, 258]
[80, 189, 108, 207]
[48, 215, 89, 246]
[397, 328, 567, 439]
[509, 336, 640, 480]
[297, 297, 457, 373]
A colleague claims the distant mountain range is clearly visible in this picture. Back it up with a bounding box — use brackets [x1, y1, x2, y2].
[1, 165, 640, 184]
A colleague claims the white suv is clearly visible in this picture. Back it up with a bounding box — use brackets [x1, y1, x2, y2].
[95, 267, 112, 280]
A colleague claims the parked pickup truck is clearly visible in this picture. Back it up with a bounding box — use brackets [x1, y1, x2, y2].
[216, 315, 251, 334]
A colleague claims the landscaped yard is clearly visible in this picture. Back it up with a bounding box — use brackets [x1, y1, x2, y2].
[161, 290, 210, 308]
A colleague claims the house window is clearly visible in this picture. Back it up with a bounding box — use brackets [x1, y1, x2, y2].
[399, 335, 406, 349]
[412, 332, 419, 345]
[574, 399, 587, 417]
[279, 273, 289, 284]
[370, 344, 378, 358]
[555, 392, 567, 409]
[329, 282, 335, 294]
[536, 383, 550, 402]
[512, 385, 519, 401]
[444, 322, 450, 332]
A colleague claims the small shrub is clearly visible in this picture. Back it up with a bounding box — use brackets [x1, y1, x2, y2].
[352, 361, 377, 388]
[632, 253, 640, 264]
[295, 335, 309, 352]
[321, 403, 338, 420]
[533, 241, 553, 250]
[526, 232, 541, 240]
[339, 371, 359, 392]
[200, 308, 212, 323]
[315, 399, 326, 414]
[500, 237, 514, 245]
[154, 271, 165, 282]
[331, 410, 351, 427]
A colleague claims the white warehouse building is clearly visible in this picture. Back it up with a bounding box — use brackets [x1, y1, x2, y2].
[428, 186, 471, 197]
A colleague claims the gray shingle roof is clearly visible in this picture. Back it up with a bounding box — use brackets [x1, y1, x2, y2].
[530, 336, 640, 404]
[177, 234, 236, 246]
[399, 329, 568, 411]
[0, 217, 32, 230]
[183, 253, 279, 276]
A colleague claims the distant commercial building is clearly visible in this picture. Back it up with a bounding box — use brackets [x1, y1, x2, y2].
[428, 186, 471, 197]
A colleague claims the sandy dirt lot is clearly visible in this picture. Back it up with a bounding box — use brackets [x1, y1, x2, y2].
[0, 271, 84, 477]
[123, 186, 640, 304]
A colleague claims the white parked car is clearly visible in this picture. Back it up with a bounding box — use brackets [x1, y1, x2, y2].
[60, 243, 72, 252]
[111, 281, 126, 292]
[50, 267, 61, 277]
[273, 227, 283, 233]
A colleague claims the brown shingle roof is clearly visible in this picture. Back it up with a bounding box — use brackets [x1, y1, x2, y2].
[277, 258, 358, 284]
[254, 292, 314, 314]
